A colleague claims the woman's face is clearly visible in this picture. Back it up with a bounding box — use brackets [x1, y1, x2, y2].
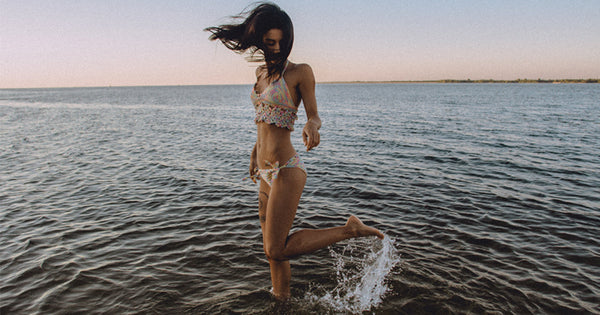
[262, 28, 283, 54]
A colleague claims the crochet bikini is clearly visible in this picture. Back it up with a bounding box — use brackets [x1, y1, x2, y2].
[247, 61, 306, 186]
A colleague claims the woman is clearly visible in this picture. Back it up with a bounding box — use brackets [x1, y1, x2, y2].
[206, 2, 384, 300]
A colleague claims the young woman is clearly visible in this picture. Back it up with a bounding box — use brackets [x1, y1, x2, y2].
[206, 2, 384, 300]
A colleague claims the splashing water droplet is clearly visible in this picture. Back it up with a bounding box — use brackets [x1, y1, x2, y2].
[306, 235, 401, 313]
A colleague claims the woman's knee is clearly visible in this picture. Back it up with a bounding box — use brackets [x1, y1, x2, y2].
[264, 244, 287, 261]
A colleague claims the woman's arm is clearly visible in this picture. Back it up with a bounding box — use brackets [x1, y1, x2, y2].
[298, 64, 321, 151]
[249, 141, 258, 183]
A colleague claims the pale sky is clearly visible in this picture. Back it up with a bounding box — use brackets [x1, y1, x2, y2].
[1, 0, 599, 88]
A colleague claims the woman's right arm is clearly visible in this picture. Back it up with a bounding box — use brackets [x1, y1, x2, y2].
[249, 142, 258, 183]
[249, 67, 261, 183]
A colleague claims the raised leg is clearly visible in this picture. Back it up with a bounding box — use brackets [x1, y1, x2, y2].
[258, 167, 384, 300]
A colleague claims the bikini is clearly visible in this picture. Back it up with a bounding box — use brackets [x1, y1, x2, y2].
[245, 61, 307, 186]
[251, 61, 297, 131]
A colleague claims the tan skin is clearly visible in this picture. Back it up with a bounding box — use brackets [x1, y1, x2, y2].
[249, 29, 384, 300]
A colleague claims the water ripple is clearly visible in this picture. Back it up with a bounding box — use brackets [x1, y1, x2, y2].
[1, 84, 599, 313]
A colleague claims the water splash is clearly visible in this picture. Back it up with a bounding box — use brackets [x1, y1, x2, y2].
[306, 235, 400, 313]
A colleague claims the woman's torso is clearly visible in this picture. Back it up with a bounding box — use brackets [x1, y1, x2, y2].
[253, 61, 302, 166]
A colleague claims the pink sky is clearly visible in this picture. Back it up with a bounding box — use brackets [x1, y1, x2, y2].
[1, 0, 599, 88]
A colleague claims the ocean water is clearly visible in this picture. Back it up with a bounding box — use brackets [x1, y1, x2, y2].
[0, 83, 599, 314]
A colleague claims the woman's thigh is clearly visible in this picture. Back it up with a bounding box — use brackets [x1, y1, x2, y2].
[263, 168, 307, 248]
[258, 180, 270, 234]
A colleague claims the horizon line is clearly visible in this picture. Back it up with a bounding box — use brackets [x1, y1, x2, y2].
[2, 78, 599, 90]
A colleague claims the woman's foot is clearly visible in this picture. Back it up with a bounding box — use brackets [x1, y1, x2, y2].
[346, 215, 384, 239]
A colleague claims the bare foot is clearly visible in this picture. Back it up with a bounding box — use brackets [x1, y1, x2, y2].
[346, 215, 384, 239]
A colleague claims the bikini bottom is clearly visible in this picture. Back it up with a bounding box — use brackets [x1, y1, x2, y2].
[246, 152, 306, 187]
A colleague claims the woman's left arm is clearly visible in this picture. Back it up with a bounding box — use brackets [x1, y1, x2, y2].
[298, 64, 321, 151]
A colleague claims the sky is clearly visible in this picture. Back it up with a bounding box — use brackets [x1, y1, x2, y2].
[1, 0, 599, 88]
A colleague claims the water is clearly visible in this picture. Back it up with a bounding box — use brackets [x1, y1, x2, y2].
[307, 236, 401, 313]
[0, 83, 599, 314]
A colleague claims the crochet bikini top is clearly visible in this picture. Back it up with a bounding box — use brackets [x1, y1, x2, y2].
[251, 61, 298, 130]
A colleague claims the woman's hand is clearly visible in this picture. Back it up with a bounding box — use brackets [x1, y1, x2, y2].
[249, 157, 258, 183]
[302, 119, 321, 151]
[249, 143, 258, 183]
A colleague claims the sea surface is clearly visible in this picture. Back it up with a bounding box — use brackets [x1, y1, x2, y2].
[0, 83, 599, 314]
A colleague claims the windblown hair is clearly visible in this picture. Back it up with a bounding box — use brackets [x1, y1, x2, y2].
[205, 2, 294, 79]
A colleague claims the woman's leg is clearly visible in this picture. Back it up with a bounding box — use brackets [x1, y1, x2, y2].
[258, 169, 301, 299]
[259, 179, 291, 299]
[260, 168, 384, 299]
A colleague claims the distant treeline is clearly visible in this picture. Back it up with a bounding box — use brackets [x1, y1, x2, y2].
[325, 78, 600, 84]
[437, 78, 600, 83]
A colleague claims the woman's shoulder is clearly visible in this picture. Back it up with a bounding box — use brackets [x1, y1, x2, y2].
[255, 65, 267, 78]
[287, 62, 315, 83]
[288, 62, 313, 74]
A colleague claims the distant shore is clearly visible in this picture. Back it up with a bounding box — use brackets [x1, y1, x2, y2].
[320, 79, 600, 84]
[2, 78, 599, 90]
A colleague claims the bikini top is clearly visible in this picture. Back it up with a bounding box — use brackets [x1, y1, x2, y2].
[251, 61, 298, 130]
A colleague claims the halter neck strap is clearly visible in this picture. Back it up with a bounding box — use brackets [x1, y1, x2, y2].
[282, 60, 290, 75]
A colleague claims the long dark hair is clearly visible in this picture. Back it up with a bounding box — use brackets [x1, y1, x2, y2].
[205, 2, 294, 79]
